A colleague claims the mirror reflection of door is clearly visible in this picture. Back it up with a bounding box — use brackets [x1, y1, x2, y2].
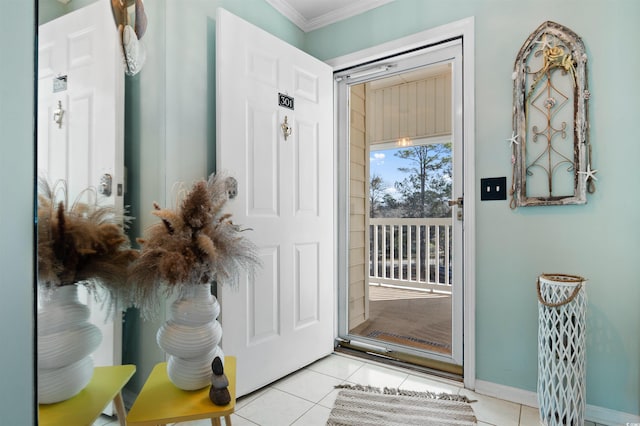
[37, 0, 125, 412]
[337, 39, 464, 375]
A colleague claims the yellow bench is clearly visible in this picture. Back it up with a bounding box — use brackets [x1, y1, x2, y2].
[38, 364, 136, 426]
[127, 356, 236, 426]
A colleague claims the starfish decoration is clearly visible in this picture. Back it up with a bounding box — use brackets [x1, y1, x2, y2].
[506, 132, 519, 147]
[578, 164, 598, 182]
[534, 34, 554, 51]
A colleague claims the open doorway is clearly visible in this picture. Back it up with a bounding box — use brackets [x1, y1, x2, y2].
[334, 31, 472, 379]
[351, 136, 454, 357]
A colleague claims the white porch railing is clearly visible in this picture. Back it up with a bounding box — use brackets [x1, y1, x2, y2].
[369, 217, 452, 293]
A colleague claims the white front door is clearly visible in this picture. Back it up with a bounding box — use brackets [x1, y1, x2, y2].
[216, 8, 334, 396]
[37, 0, 124, 383]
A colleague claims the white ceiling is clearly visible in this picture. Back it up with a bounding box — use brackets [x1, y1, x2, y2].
[264, 0, 395, 32]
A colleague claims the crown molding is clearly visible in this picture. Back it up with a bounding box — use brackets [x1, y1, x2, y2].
[265, 0, 395, 32]
[264, 0, 308, 31]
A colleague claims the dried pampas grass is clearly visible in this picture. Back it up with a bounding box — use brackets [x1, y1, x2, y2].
[37, 178, 138, 310]
[128, 172, 259, 318]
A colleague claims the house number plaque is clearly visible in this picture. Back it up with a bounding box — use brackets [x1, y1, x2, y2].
[53, 75, 68, 93]
[278, 93, 294, 110]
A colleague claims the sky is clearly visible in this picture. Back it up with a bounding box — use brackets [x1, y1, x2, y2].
[370, 144, 453, 200]
[369, 147, 411, 199]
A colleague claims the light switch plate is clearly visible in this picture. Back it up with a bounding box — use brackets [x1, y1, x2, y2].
[481, 177, 507, 201]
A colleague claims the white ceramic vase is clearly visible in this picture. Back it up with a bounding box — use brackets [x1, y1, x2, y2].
[157, 283, 224, 390]
[37, 285, 102, 404]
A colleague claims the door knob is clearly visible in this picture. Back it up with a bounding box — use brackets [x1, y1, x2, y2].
[53, 100, 65, 129]
[448, 197, 463, 221]
[281, 116, 292, 141]
[99, 174, 113, 196]
[448, 197, 463, 207]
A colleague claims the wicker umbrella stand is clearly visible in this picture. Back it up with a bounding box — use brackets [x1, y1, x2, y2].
[536, 273, 587, 426]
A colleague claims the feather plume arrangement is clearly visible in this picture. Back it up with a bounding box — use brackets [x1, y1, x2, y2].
[128, 172, 259, 318]
[37, 178, 138, 309]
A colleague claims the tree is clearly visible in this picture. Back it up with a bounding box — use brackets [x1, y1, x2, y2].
[394, 144, 452, 218]
[369, 174, 385, 217]
[382, 193, 399, 210]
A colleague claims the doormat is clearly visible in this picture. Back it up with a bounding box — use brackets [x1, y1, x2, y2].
[367, 330, 451, 354]
[327, 384, 477, 425]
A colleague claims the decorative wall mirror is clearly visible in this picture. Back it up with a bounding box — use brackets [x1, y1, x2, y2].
[510, 21, 592, 208]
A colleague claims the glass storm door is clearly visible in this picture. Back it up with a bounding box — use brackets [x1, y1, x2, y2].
[336, 39, 464, 373]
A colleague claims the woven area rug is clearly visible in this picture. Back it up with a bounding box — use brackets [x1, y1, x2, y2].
[327, 385, 477, 426]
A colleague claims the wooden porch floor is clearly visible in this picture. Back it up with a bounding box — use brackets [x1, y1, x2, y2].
[349, 285, 452, 355]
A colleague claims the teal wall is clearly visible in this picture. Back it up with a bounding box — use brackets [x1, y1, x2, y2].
[0, 1, 35, 424]
[305, 0, 640, 416]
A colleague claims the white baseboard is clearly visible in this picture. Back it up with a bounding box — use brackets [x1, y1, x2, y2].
[474, 380, 640, 425]
[474, 380, 538, 408]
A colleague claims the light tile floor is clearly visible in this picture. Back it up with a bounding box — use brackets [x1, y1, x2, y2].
[93, 352, 606, 426]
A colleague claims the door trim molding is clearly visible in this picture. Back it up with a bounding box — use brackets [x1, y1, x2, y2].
[329, 16, 476, 390]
